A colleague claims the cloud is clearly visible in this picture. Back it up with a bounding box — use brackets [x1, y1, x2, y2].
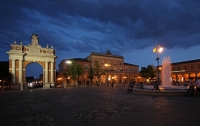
[0, 0, 200, 57]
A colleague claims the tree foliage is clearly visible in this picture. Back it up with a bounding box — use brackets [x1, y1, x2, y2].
[63, 61, 84, 85]
[139, 65, 157, 79]
[0, 72, 12, 84]
[87, 65, 94, 84]
[0, 62, 12, 84]
[93, 61, 105, 79]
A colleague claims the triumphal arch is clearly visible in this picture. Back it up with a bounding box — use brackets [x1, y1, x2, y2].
[7, 34, 57, 90]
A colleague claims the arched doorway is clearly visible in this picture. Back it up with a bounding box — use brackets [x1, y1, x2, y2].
[7, 34, 57, 90]
[190, 73, 196, 82]
[172, 74, 176, 81]
[26, 62, 43, 88]
[183, 74, 189, 82]
[177, 74, 183, 82]
[197, 73, 200, 78]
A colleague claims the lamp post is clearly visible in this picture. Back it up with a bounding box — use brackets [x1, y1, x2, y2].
[153, 45, 163, 83]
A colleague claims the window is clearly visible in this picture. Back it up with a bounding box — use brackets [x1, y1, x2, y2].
[191, 64, 194, 69]
[114, 61, 116, 64]
[84, 65, 88, 70]
[130, 68, 132, 72]
[102, 60, 104, 63]
[126, 67, 128, 71]
[184, 65, 187, 70]
[119, 67, 122, 70]
[178, 66, 180, 70]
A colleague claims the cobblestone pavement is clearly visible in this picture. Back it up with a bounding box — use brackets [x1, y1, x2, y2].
[0, 84, 200, 126]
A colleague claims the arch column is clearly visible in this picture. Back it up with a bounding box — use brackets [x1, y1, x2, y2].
[12, 59, 16, 83]
[44, 61, 50, 89]
[51, 62, 54, 87]
[45, 61, 49, 83]
[19, 60, 23, 90]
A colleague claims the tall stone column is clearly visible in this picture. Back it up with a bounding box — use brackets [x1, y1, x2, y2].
[43, 70, 45, 89]
[12, 59, 16, 83]
[51, 62, 54, 87]
[45, 62, 48, 83]
[44, 61, 50, 89]
[19, 60, 23, 90]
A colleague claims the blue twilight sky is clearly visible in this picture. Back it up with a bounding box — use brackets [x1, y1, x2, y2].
[0, 0, 200, 78]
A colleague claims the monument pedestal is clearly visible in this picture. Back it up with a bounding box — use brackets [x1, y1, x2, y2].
[44, 83, 51, 89]
[10, 84, 20, 90]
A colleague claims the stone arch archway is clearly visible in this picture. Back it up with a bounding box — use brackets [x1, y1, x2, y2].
[7, 34, 57, 90]
[24, 61, 44, 86]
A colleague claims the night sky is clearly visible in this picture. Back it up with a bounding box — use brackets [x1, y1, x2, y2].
[1, 0, 200, 78]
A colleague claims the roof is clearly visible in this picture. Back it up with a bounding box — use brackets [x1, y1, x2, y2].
[67, 58, 91, 62]
[124, 62, 138, 66]
[89, 52, 124, 59]
[172, 59, 200, 65]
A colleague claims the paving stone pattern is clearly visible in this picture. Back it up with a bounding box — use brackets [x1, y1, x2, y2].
[0, 85, 200, 126]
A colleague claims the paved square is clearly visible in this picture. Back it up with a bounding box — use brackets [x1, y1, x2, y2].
[0, 85, 200, 126]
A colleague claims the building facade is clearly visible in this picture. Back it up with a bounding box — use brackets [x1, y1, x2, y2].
[171, 59, 200, 83]
[57, 50, 139, 87]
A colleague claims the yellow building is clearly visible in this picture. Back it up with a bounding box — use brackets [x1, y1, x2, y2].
[57, 50, 139, 87]
[171, 59, 200, 83]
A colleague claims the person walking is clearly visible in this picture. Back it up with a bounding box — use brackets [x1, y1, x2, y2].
[186, 79, 194, 96]
[195, 78, 200, 96]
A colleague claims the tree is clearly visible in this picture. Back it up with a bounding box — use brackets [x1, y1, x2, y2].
[147, 65, 157, 79]
[75, 62, 84, 87]
[93, 61, 105, 85]
[139, 65, 157, 81]
[63, 61, 83, 87]
[87, 65, 94, 85]
[139, 67, 148, 79]
[0, 61, 12, 85]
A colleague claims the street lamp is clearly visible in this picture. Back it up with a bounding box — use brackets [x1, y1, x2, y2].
[104, 63, 111, 67]
[104, 63, 111, 72]
[153, 45, 163, 83]
[66, 60, 72, 64]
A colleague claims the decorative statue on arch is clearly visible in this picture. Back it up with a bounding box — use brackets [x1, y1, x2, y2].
[31, 34, 39, 45]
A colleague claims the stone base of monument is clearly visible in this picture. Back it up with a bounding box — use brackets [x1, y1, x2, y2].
[44, 83, 55, 89]
[10, 84, 20, 90]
